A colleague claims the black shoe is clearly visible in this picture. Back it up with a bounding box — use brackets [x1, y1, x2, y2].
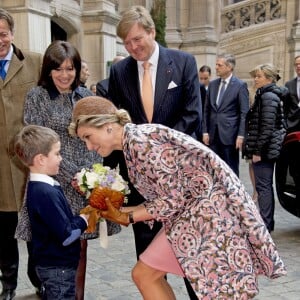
[0, 289, 16, 300]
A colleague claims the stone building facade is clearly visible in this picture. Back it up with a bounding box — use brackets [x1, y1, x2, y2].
[2, 0, 300, 90]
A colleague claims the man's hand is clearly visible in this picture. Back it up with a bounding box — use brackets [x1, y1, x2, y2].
[202, 134, 209, 145]
[236, 136, 244, 151]
[252, 154, 261, 163]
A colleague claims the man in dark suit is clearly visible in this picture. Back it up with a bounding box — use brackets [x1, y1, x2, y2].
[79, 60, 90, 88]
[199, 65, 211, 91]
[202, 53, 249, 177]
[96, 55, 125, 98]
[104, 6, 201, 299]
[198, 65, 211, 112]
[284, 55, 300, 133]
[283, 55, 300, 203]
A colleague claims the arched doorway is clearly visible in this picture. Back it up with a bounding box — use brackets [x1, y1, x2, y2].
[51, 21, 67, 41]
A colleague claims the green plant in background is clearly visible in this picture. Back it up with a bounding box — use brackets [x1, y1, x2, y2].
[150, 0, 167, 47]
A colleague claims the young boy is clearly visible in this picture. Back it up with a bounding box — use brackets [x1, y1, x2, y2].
[14, 125, 90, 299]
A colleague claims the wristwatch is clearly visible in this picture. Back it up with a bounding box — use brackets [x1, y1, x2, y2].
[128, 211, 135, 224]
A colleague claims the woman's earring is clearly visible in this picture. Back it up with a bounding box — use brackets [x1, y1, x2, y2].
[107, 127, 112, 134]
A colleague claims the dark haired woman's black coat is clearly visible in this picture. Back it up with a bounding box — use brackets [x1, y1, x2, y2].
[243, 83, 287, 161]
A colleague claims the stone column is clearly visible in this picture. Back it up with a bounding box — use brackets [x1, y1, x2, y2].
[165, 0, 183, 48]
[166, 0, 218, 74]
[81, 0, 120, 86]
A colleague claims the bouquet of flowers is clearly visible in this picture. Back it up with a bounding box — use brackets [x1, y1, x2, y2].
[73, 163, 130, 209]
[73, 163, 130, 239]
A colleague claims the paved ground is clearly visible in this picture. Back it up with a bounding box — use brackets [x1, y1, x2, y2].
[14, 160, 300, 299]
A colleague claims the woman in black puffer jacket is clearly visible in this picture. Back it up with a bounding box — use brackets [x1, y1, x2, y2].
[243, 64, 287, 232]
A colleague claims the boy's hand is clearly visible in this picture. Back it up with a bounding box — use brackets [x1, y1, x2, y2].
[80, 206, 100, 233]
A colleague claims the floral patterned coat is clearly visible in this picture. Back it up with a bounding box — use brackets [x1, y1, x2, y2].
[123, 123, 286, 299]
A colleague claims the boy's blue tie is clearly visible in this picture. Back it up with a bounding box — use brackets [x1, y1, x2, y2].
[0, 60, 8, 80]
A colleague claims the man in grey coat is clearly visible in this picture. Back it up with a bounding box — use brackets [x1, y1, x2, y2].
[0, 8, 41, 299]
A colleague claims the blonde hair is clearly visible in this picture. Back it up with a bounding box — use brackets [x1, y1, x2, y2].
[249, 63, 281, 82]
[69, 96, 131, 136]
[117, 5, 155, 40]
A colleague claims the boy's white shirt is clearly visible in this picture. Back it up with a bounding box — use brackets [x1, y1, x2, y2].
[30, 173, 57, 185]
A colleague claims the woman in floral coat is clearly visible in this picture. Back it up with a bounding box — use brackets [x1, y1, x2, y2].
[69, 96, 286, 299]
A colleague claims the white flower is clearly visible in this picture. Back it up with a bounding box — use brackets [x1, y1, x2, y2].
[85, 172, 100, 189]
[76, 169, 86, 185]
[111, 181, 126, 192]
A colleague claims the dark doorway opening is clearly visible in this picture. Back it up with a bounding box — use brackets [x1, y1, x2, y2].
[51, 21, 67, 41]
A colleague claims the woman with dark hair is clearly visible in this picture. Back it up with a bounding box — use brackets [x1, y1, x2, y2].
[17, 40, 118, 299]
[37, 41, 82, 91]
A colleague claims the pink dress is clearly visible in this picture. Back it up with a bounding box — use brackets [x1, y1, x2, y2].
[123, 123, 286, 299]
[140, 228, 184, 276]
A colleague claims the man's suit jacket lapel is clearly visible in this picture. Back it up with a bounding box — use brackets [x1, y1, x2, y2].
[154, 46, 173, 115]
[3, 54, 22, 86]
[124, 57, 149, 121]
[292, 77, 298, 96]
[211, 79, 221, 109]
[218, 76, 235, 109]
[289, 77, 299, 105]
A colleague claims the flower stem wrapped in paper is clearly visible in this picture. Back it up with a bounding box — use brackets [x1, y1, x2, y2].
[73, 163, 130, 247]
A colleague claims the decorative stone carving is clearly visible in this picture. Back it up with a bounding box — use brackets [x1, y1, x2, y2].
[222, 0, 282, 33]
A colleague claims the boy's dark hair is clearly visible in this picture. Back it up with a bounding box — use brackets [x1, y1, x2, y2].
[14, 125, 60, 166]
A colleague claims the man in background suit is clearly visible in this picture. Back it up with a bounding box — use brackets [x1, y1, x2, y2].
[79, 60, 90, 88]
[284, 55, 300, 133]
[198, 65, 211, 110]
[202, 53, 249, 176]
[0, 8, 42, 299]
[105, 6, 201, 299]
[196, 65, 211, 140]
[284, 55, 300, 202]
[96, 55, 125, 98]
[199, 65, 211, 89]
